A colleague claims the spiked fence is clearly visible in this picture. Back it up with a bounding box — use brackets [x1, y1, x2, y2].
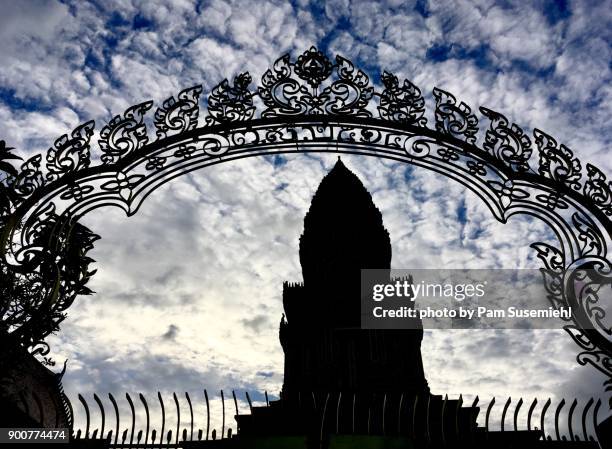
[69, 390, 254, 446]
[56, 391, 605, 447]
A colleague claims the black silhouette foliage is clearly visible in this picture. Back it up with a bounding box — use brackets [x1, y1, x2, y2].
[0, 140, 98, 355]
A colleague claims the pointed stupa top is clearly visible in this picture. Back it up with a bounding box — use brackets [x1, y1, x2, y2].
[299, 158, 391, 289]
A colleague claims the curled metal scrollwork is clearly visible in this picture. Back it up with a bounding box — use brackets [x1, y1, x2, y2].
[293, 46, 333, 88]
[433, 87, 479, 144]
[45, 120, 94, 182]
[534, 129, 582, 190]
[99, 101, 153, 164]
[584, 164, 612, 216]
[378, 71, 426, 126]
[206, 73, 254, 125]
[259, 47, 373, 117]
[0, 46, 611, 392]
[11, 154, 45, 199]
[155, 85, 203, 138]
[481, 107, 532, 172]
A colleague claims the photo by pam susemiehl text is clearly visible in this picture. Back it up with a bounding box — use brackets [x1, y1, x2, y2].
[360, 269, 586, 330]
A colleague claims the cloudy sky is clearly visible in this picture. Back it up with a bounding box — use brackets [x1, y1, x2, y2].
[1, 0, 611, 436]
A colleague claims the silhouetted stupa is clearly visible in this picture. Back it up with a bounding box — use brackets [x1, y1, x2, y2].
[235, 160, 588, 448]
[280, 158, 429, 397]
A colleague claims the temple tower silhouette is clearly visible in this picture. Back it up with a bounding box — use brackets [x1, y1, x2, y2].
[279, 158, 429, 398]
[237, 160, 592, 447]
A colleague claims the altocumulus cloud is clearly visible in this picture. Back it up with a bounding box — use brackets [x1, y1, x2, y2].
[0, 0, 610, 425]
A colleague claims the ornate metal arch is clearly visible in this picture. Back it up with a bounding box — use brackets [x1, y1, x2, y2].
[1, 47, 611, 392]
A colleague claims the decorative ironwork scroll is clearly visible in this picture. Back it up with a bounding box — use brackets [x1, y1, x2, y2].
[1, 47, 611, 396]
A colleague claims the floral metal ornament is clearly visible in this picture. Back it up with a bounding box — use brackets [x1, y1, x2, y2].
[293, 46, 334, 88]
[378, 71, 427, 126]
[0, 47, 611, 398]
[154, 85, 203, 138]
[205, 73, 254, 125]
[258, 47, 373, 117]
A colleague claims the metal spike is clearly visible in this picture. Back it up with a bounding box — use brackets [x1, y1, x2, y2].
[93, 393, 105, 438]
[221, 390, 226, 439]
[541, 398, 552, 439]
[204, 389, 210, 441]
[554, 398, 566, 441]
[265, 391, 269, 407]
[167, 429, 172, 443]
[382, 393, 387, 436]
[151, 429, 157, 443]
[336, 392, 342, 434]
[126, 393, 136, 445]
[320, 393, 331, 444]
[232, 390, 239, 419]
[485, 397, 496, 433]
[139, 393, 149, 446]
[182, 428, 187, 441]
[425, 394, 432, 444]
[173, 392, 180, 445]
[186, 392, 194, 441]
[91, 429, 98, 439]
[513, 397, 523, 431]
[471, 396, 479, 408]
[568, 398, 578, 441]
[157, 392, 165, 447]
[198, 429, 203, 440]
[593, 399, 602, 442]
[398, 393, 404, 434]
[581, 398, 594, 442]
[352, 393, 356, 434]
[455, 394, 463, 440]
[136, 430, 142, 443]
[78, 394, 90, 438]
[121, 428, 127, 444]
[441, 394, 447, 446]
[108, 393, 120, 445]
[501, 397, 511, 432]
[244, 391, 252, 413]
[527, 398, 537, 431]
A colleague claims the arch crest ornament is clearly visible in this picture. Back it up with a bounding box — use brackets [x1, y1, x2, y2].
[1, 47, 611, 392]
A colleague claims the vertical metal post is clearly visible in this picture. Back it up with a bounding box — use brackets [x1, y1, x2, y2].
[186, 392, 194, 442]
[204, 389, 210, 441]
[93, 394, 105, 440]
[157, 392, 165, 448]
[126, 393, 136, 445]
[221, 390, 225, 439]
[173, 392, 180, 446]
[109, 393, 120, 446]
[139, 393, 149, 447]
[78, 394, 90, 439]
